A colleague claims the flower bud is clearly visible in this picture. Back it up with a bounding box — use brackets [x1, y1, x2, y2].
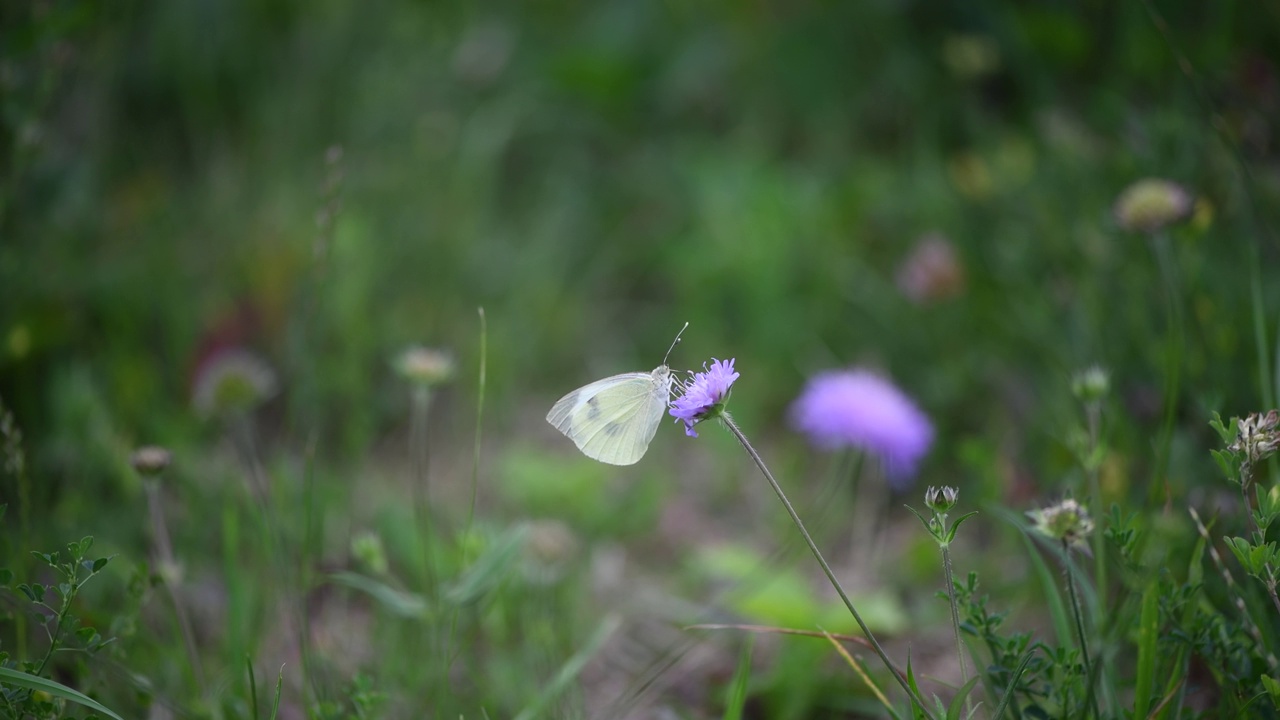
[924, 486, 959, 512]
[1071, 366, 1110, 404]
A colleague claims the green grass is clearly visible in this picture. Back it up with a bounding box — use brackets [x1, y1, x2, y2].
[2, 0, 1280, 717]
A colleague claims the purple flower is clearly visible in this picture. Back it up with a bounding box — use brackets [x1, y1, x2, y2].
[789, 369, 933, 487]
[670, 358, 739, 437]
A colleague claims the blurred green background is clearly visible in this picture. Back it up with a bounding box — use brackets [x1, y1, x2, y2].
[4, 0, 1278, 467]
[2, 0, 1280, 715]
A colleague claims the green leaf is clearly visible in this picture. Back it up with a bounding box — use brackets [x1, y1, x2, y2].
[18, 583, 38, 602]
[945, 675, 981, 720]
[1224, 536, 1253, 572]
[0, 666, 125, 720]
[905, 504, 938, 539]
[92, 557, 109, 573]
[270, 664, 284, 720]
[1250, 543, 1280, 574]
[445, 525, 529, 606]
[1209, 448, 1235, 480]
[722, 635, 753, 720]
[991, 648, 1036, 720]
[945, 511, 981, 544]
[1259, 675, 1280, 710]
[904, 652, 930, 720]
[1132, 579, 1160, 720]
[1208, 412, 1233, 443]
[246, 655, 260, 720]
[1019, 533, 1071, 648]
[327, 571, 428, 618]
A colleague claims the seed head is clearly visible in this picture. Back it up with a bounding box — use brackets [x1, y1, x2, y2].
[395, 346, 455, 388]
[1113, 179, 1192, 233]
[1027, 498, 1094, 548]
[192, 349, 279, 418]
[896, 233, 966, 304]
[130, 446, 173, 477]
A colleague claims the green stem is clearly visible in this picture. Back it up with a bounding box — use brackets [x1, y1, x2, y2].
[1240, 473, 1280, 620]
[1083, 401, 1107, 636]
[447, 306, 488, 707]
[33, 597, 71, 678]
[719, 413, 936, 719]
[941, 545, 969, 688]
[1148, 229, 1183, 509]
[146, 478, 206, 694]
[464, 306, 487, 548]
[411, 387, 437, 595]
[1063, 540, 1099, 720]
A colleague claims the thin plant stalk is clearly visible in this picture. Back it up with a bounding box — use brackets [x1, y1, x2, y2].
[447, 306, 488, 703]
[940, 543, 968, 690]
[719, 413, 935, 719]
[228, 413, 319, 706]
[410, 385, 438, 595]
[1, 402, 30, 659]
[464, 306, 487, 548]
[1062, 540, 1099, 720]
[1083, 399, 1106, 604]
[1188, 508, 1280, 671]
[144, 478, 206, 694]
[1148, 229, 1183, 509]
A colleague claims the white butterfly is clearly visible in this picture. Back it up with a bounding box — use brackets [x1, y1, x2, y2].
[545, 324, 687, 466]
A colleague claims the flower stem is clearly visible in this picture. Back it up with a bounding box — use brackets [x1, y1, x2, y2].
[1063, 539, 1099, 719]
[411, 386, 437, 595]
[146, 478, 206, 694]
[1148, 229, 1183, 509]
[720, 413, 935, 719]
[941, 545, 969, 688]
[1084, 400, 1107, 609]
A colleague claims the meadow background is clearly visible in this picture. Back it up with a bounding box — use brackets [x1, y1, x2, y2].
[2, 0, 1280, 718]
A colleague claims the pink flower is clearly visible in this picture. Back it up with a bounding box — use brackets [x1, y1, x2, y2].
[790, 369, 933, 487]
[670, 358, 739, 437]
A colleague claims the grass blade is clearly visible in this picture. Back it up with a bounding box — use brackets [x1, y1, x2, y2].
[722, 635, 753, 720]
[0, 666, 125, 720]
[511, 614, 621, 720]
[1132, 579, 1161, 719]
[820, 628, 901, 720]
[247, 654, 260, 720]
[991, 648, 1036, 720]
[1018, 533, 1071, 648]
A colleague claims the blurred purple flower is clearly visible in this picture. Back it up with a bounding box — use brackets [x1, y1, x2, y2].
[789, 369, 933, 487]
[670, 358, 739, 437]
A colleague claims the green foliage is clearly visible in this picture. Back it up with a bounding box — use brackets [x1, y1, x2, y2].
[0, 536, 122, 720]
[3, 0, 1280, 717]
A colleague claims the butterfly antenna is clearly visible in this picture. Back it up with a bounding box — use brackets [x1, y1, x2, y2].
[662, 322, 689, 366]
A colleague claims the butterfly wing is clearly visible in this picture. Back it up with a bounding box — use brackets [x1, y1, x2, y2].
[546, 367, 672, 466]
